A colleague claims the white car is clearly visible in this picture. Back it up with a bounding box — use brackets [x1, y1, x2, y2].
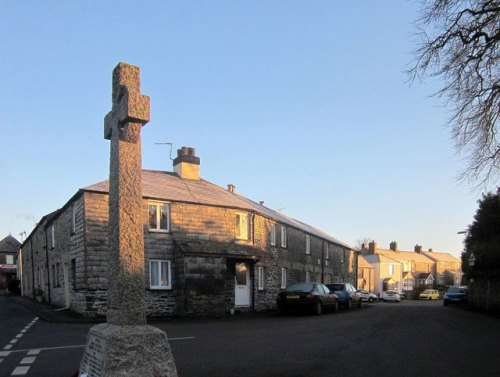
[380, 290, 401, 302]
[357, 289, 379, 302]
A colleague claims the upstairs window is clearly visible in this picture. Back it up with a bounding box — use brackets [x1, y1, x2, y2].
[149, 260, 171, 290]
[71, 205, 76, 234]
[149, 202, 170, 232]
[50, 225, 56, 249]
[325, 243, 329, 260]
[280, 226, 287, 248]
[270, 224, 276, 246]
[235, 212, 250, 240]
[305, 235, 311, 254]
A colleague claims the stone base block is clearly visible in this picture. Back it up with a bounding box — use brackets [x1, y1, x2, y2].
[79, 323, 178, 377]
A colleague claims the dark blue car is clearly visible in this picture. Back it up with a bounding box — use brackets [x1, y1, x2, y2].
[326, 283, 362, 309]
[443, 286, 468, 306]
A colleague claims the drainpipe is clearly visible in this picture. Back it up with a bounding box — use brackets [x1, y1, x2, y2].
[44, 228, 51, 303]
[30, 241, 35, 299]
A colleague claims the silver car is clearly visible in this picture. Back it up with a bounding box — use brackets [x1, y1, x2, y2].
[357, 289, 379, 302]
[380, 290, 401, 302]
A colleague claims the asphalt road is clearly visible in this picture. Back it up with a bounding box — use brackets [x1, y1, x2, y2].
[1, 296, 499, 377]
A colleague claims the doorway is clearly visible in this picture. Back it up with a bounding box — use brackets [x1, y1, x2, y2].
[234, 262, 251, 307]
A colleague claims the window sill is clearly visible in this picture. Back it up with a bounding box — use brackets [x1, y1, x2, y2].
[148, 229, 170, 234]
[148, 287, 172, 291]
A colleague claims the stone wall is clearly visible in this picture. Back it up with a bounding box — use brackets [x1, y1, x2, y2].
[23, 190, 355, 317]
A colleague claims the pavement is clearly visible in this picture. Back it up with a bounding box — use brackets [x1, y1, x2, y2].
[2, 290, 104, 323]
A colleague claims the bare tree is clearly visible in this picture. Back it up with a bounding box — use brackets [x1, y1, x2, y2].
[408, 0, 499, 187]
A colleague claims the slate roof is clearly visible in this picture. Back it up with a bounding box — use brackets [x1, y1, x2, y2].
[0, 235, 21, 253]
[84, 169, 352, 249]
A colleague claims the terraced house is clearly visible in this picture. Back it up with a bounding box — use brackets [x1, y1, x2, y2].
[20, 148, 355, 317]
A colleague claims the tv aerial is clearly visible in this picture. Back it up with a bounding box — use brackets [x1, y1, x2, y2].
[155, 142, 174, 160]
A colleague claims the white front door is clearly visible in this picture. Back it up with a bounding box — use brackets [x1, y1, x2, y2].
[235, 262, 250, 307]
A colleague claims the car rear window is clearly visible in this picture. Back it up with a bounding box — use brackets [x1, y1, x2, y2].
[286, 283, 315, 292]
[448, 287, 466, 294]
[327, 284, 344, 291]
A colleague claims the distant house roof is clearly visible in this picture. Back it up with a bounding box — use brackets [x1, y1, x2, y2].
[358, 255, 374, 269]
[0, 235, 21, 253]
[422, 251, 460, 264]
[83, 169, 352, 249]
[375, 248, 434, 264]
[416, 272, 433, 280]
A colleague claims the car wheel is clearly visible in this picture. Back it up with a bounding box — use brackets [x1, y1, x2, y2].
[278, 306, 288, 315]
[347, 299, 352, 310]
[313, 301, 322, 315]
[368, 297, 374, 303]
[357, 299, 362, 309]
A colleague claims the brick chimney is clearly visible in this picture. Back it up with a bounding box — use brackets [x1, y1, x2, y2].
[173, 146, 200, 180]
[414, 244, 422, 253]
[227, 184, 235, 193]
[390, 241, 398, 251]
[368, 241, 377, 254]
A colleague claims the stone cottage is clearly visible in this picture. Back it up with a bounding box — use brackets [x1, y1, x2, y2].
[0, 234, 21, 290]
[20, 147, 355, 317]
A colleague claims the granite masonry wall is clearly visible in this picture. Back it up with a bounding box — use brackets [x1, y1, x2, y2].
[22, 191, 355, 317]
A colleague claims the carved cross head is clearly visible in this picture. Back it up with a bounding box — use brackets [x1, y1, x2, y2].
[104, 62, 150, 142]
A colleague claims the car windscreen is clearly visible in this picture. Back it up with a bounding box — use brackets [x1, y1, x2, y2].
[286, 283, 315, 292]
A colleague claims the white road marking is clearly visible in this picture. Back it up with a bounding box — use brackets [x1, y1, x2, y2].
[27, 349, 40, 356]
[4, 345, 12, 350]
[20, 357, 36, 364]
[15, 334, 23, 338]
[11, 366, 30, 375]
[10, 339, 18, 344]
[0, 351, 10, 357]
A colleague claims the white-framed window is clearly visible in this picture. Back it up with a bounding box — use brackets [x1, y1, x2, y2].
[235, 212, 250, 240]
[257, 266, 265, 290]
[6, 255, 14, 264]
[71, 205, 76, 234]
[389, 264, 394, 275]
[306, 271, 311, 283]
[325, 243, 329, 260]
[149, 260, 171, 290]
[148, 202, 170, 232]
[50, 225, 56, 249]
[305, 235, 311, 254]
[280, 226, 287, 248]
[270, 224, 276, 246]
[281, 268, 287, 289]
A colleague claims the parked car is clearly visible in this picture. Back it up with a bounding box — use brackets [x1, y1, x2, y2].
[419, 289, 440, 300]
[326, 283, 362, 309]
[277, 282, 339, 315]
[357, 289, 378, 302]
[443, 286, 468, 306]
[380, 290, 401, 302]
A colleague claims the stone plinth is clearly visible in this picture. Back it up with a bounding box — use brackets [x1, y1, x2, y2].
[80, 323, 177, 377]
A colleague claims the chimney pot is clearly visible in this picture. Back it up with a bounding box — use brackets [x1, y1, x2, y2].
[369, 241, 377, 254]
[259, 201, 265, 206]
[390, 241, 398, 251]
[228, 184, 235, 193]
[414, 244, 422, 253]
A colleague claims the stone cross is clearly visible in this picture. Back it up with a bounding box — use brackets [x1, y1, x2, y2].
[104, 62, 150, 326]
[80, 63, 177, 377]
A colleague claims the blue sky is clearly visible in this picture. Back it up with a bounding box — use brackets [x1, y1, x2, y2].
[0, 1, 486, 257]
